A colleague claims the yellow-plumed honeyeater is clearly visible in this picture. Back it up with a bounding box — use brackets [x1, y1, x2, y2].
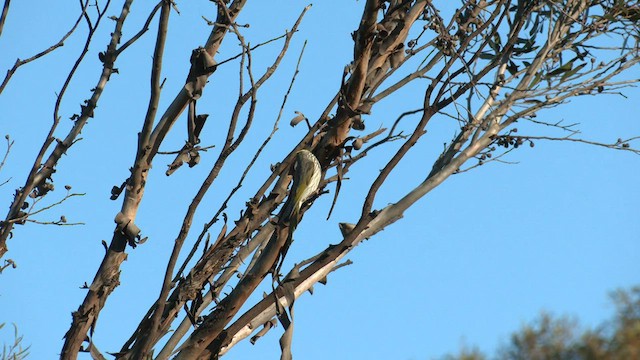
[281, 149, 321, 230]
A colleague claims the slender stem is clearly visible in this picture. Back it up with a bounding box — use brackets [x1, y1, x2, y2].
[0, 0, 11, 38]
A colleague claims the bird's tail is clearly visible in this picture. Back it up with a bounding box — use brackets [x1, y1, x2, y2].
[289, 203, 300, 232]
[280, 196, 301, 229]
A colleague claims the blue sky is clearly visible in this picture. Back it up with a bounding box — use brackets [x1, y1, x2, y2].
[0, 1, 638, 359]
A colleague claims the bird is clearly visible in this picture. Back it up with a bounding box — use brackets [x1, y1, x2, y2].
[338, 222, 356, 238]
[281, 149, 322, 231]
[273, 149, 322, 279]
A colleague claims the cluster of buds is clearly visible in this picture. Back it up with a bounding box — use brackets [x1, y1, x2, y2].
[490, 129, 535, 149]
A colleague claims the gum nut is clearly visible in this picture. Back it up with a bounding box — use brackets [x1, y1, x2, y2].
[290, 113, 305, 127]
[353, 138, 364, 150]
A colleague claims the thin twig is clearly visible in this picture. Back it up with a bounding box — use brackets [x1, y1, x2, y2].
[157, 144, 216, 155]
[25, 219, 85, 226]
[54, 0, 111, 124]
[0, 0, 10, 38]
[26, 192, 85, 217]
[216, 33, 289, 68]
[6, 192, 85, 226]
[0, 135, 14, 186]
[115, 1, 163, 56]
[519, 135, 640, 154]
[0, 0, 89, 95]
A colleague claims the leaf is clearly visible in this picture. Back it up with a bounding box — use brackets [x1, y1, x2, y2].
[488, 33, 502, 53]
[529, 14, 541, 36]
[547, 61, 574, 77]
[479, 52, 495, 60]
[529, 72, 542, 89]
[561, 63, 587, 81]
[507, 60, 519, 75]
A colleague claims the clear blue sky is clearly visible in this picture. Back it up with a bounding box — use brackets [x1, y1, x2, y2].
[1, 2, 638, 359]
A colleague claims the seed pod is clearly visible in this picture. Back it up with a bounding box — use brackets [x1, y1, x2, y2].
[390, 43, 405, 68]
[290, 111, 306, 127]
[358, 100, 374, 114]
[375, 23, 389, 40]
[352, 115, 365, 131]
[188, 151, 200, 167]
[353, 138, 364, 150]
[339, 222, 356, 237]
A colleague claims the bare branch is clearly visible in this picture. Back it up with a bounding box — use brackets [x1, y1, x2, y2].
[58, 1, 160, 357]
[156, 43, 311, 357]
[513, 134, 640, 154]
[0, 0, 111, 260]
[0, 0, 10, 38]
[3, 1, 639, 359]
[0, 134, 13, 187]
[0, 0, 89, 95]
[172, 40, 308, 287]
[117, 5, 311, 359]
[115, 1, 164, 56]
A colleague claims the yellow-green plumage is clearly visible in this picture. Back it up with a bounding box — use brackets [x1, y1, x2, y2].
[282, 149, 321, 230]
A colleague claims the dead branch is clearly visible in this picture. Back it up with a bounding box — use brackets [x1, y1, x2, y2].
[218, 256, 354, 356]
[0, 0, 106, 259]
[0, 1, 90, 95]
[0, 0, 10, 38]
[507, 134, 640, 155]
[60, 1, 170, 358]
[115, 5, 310, 359]
[0, 134, 13, 187]
[156, 42, 310, 355]
[172, 40, 308, 288]
[115, 1, 163, 56]
[3, 1, 639, 359]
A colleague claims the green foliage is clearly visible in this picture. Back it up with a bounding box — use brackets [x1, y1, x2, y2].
[441, 286, 640, 360]
[497, 313, 578, 360]
[442, 346, 487, 360]
[606, 286, 640, 359]
[0, 324, 29, 360]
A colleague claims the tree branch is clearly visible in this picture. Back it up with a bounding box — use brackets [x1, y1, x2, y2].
[0, 0, 89, 95]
